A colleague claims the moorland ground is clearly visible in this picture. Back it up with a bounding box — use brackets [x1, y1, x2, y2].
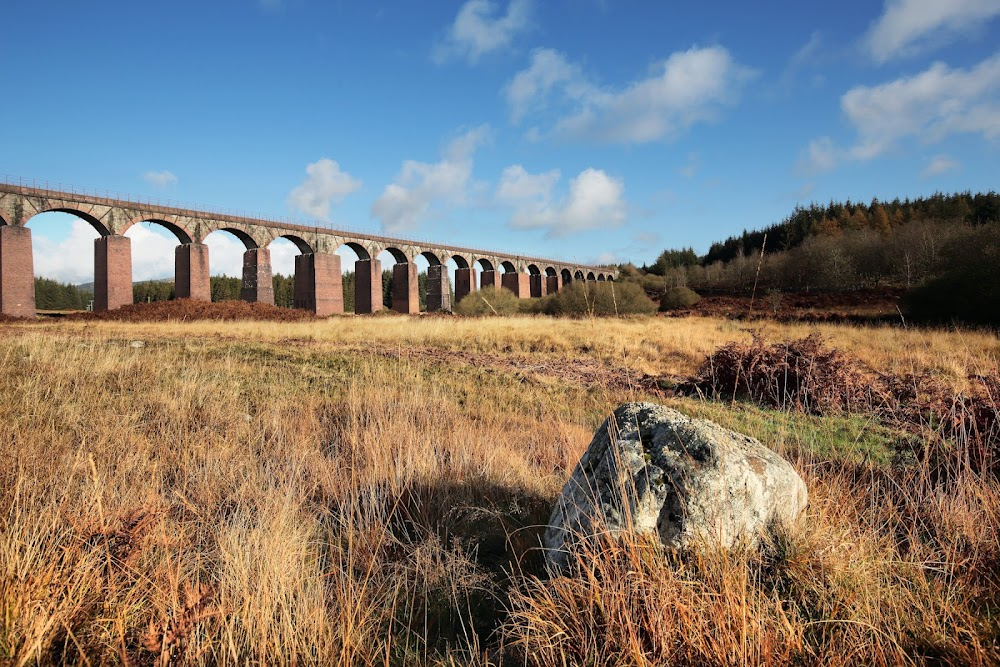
[2, 314, 999, 666]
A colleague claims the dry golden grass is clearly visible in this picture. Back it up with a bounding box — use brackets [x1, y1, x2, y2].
[0, 314, 998, 665]
[25, 314, 1000, 381]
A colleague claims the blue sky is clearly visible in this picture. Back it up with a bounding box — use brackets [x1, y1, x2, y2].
[3, 0, 999, 282]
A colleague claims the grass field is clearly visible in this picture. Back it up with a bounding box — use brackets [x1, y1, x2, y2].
[1, 314, 998, 665]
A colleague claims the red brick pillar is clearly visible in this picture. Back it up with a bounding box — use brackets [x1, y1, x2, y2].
[426, 264, 451, 312]
[529, 274, 543, 298]
[294, 253, 343, 316]
[392, 262, 419, 314]
[242, 248, 274, 305]
[546, 275, 562, 294]
[0, 225, 35, 318]
[354, 258, 382, 314]
[94, 235, 133, 311]
[175, 243, 210, 302]
[454, 267, 476, 303]
[501, 272, 530, 298]
[480, 270, 500, 291]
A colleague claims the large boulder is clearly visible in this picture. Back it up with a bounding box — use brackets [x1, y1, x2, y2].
[544, 402, 808, 571]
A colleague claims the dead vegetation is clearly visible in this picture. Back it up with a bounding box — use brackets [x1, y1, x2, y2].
[67, 299, 316, 322]
[686, 332, 1000, 476]
[0, 317, 998, 665]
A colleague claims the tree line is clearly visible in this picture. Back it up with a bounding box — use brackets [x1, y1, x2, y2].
[689, 191, 1000, 268]
[625, 190, 1000, 325]
[633, 191, 1000, 293]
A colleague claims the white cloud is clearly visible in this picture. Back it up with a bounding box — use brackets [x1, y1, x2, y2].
[497, 165, 626, 237]
[434, 0, 531, 64]
[780, 32, 823, 91]
[203, 232, 246, 277]
[798, 137, 841, 173]
[32, 218, 99, 284]
[124, 223, 181, 282]
[506, 48, 582, 122]
[866, 0, 1000, 63]
[842, 54, 1000, 154]
[143, 170, 177, 189]
[506, 45, 754, 144]
[802, 53, 1000, 171]
[678, 153, 699, 178]
[371, 126, 490, 234]
[921, 155, 960, 177]
[287, 158, 362, 222]
[269, 238, 298, 277]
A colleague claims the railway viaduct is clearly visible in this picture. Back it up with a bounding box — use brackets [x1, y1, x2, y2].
[0, 179, 615, 317]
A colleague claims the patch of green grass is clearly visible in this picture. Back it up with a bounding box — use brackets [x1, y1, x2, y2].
[664, 397, 905, 466]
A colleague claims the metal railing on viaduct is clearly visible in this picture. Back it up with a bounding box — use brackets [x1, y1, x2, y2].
[0, 177, 615, 317]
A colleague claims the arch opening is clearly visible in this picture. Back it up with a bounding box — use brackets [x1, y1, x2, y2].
[526, 264, 541, 275]
[500, 260, 517, 274]
[214, 227, 258, 250]
[380, 246, 409, 264]
[341, 241, 370, 261]
[544, 266, 557, 277]
[419, 250, 442, 266]
[336, 242, 377, 314]
[24, 211, 103, 310]
[574, 270, 585, 280]
[274, 234, 314, 255]
[199, 229, 267, 304]
[31, 208, 110, 237]
[450, 254, 469, 269]
[561, 268, 572, 283]
[378, 248, 409, 312]
[597, 274, 606, 282]
[127, 218, 193, 245]
[607, 275, 615, 282]
[587, 271, 596, 281]
[475, 258, 494, 272]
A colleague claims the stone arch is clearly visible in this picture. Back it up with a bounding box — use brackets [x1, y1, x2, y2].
[27, 207, 110, 236]
[338, 241, 370, 261]
[475, 258, 494, 272]
[450, 254, 470, 269]
[419, 250, 442, 265]
[209, 226, 259, 250]
[587, 271, 596, 281]
[574, 270, 585, 280]
[561, 268, 572, 283]
[607, 275, 615, 282]
[273, 234, 314, 254]
[380, 246, 410, 264]
[597, 274, 606, 282]
[526, 263, 541, 275]
[500, 260, 517, 273]
[122, 217, 193, 244]
[544, 266, 557, 277]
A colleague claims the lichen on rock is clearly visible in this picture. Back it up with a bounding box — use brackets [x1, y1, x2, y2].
[544, 402, 808, 572]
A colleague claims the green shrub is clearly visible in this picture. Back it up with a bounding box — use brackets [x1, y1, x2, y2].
[639, 274, 669, 293]
[659, 286, 701, 311]
[533, 281, 656, 317]
[453, 288, 528, 316]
